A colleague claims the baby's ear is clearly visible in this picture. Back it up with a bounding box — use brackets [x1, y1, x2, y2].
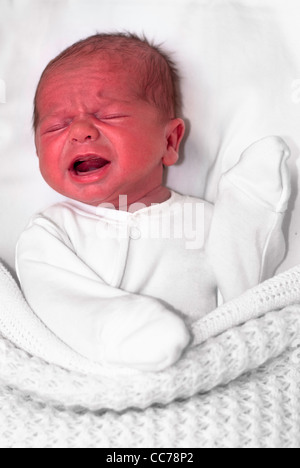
[162, 118, 185, 167]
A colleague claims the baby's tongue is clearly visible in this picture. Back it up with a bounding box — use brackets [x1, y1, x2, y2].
[75, 157, 108, 173]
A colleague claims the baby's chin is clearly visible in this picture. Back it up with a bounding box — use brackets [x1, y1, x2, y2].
[61, 184, 127, 209]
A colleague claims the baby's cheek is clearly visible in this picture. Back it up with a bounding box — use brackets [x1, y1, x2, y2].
[39, 162, 54, 186]
[39, 153, 61, 186]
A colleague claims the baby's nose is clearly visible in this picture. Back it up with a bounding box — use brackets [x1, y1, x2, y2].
[69, 119, 100, 143]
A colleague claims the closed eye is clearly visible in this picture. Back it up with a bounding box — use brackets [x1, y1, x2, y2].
[43, 123, 70, 134]
[40, 116, 72, 133]
[99, 114, 130, 121]
[46, 126, 65, 133]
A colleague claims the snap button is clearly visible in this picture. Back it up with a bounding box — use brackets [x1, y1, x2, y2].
[129, 226, 141, 240]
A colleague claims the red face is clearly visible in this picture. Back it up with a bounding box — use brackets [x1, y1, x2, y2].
[34, 55, 184, 207]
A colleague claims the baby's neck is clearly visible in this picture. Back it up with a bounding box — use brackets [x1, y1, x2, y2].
[118, 186, 171, 212]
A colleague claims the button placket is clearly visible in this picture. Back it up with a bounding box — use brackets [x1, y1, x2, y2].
[128, 215, 142, 240]
[129, 225, 141, 240]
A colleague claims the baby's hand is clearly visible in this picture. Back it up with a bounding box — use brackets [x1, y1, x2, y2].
[96, 295, 191, 372]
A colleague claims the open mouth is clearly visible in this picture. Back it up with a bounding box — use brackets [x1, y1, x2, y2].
[70, 155, 110, 176]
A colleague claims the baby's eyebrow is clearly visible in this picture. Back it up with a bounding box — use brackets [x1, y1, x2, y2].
[39, 111, 67, 124]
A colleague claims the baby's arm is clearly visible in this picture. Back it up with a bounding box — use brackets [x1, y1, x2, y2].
[16, 216, 190, 372]
[206, 136, 291, 303]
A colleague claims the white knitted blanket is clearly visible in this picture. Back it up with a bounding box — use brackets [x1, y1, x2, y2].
[0, 261, 300, 448]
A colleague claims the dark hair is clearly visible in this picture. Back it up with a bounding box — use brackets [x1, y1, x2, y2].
[33, 32, 182, 131]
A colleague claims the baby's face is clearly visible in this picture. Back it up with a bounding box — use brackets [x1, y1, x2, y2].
[35, 55, 183, 207]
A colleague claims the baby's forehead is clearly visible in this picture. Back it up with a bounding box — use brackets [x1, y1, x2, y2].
[43, 52, 143, 92]
[37, 54, 144, 114]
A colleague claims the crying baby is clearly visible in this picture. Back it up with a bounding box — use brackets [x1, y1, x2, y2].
[16, 32, 290, 372]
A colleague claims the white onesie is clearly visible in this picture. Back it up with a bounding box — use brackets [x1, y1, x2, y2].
[15, 136, 291, 371]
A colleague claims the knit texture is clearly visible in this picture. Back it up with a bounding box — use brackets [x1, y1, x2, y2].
[0, 261, 300, 447]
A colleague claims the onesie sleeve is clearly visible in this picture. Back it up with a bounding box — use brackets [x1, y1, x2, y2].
[15, 214, 128, 360]
[206, 136, 291, 303]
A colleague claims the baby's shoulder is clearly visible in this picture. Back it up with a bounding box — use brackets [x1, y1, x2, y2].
[31, 201, 75, 223]
[16, 202, 77, 250]
[24, 201, 86, 238]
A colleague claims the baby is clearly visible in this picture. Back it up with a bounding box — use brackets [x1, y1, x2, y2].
[16, 33, 290, 372]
